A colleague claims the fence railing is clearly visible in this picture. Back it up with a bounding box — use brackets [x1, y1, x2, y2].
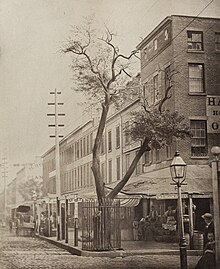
[81, 198, 121, 251]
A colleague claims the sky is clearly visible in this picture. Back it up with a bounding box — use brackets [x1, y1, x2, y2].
[0, 0, 220, 191]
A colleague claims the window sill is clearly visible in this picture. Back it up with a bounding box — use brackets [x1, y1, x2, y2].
[187, 50, 204, 54]
[190, 156, 209, 159]
[188, 92, 206, 96]
[144, 162, 152, 167]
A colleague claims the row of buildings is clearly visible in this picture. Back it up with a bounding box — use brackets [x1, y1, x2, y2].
[5, 15, 220, 242]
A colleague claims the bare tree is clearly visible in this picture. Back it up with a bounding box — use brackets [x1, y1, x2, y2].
[63, 20, 138, 204]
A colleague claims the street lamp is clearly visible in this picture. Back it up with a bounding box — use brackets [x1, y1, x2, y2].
[211, 146, 220, 268]
[170, 151, 187, 269]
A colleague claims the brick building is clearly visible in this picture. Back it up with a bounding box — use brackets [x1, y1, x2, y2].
[133, 15, 220, 232]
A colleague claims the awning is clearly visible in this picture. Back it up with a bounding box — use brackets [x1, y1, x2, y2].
[119, 165, 212, 199]
[119, 197, 141, 207]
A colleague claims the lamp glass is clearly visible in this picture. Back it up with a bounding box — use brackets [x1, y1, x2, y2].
[170, 151, 187, 184]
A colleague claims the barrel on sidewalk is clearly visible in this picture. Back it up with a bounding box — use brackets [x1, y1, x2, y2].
[193, 230, 204, 250]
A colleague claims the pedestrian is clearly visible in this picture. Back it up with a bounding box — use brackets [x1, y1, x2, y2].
[132, 219, 139, 241]
[9, 218, 13, 232]
[138, 218, 145, 240]
[148, 205, 159, 223]
[147, 206, 159, 240]
[201, 213, 214, 248]
[195, 232, 216, 269]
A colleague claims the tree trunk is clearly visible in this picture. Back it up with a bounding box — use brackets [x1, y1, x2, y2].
[91, 95, 110, 203]
[108, 138, 150, 199]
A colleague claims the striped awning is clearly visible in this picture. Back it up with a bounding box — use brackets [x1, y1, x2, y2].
[119, 197, 141, 207]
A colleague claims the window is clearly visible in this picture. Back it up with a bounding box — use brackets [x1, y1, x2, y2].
[165, 65, 171, 89]
[116, 126, 120, 148]
[86, 163, 90, 186]
[191, 120, 208, 157]
[86, 135, 89, 155]
[76, 141, 79, 159]
[68, 171, 71, 190]
[90, 133, 93, 153]
[153, 74, 160, 103]
[101, 162, 105, 182]
[108, 130, 112, 151]
[71, 170, 74, 190]
[124, 121, 130, 144]
[144, 150, 152, 165]
[116, 157, 120, 181]
[80, 139, 83, 158]
[108, 159, 112, 183]
[135, 151, 142, 175]
[215, 33, 220, 51]
[155, 148, 160, 162]
[125, 153, 130, 171]
[189, 64, 204, 93]
[187, 31, 203, 51]
[101, 136, 105, 154]
[166, 145, 172, 159]
[153, 39, 157, 50]
[164, 29, 168, 40]
[83, 137, 86, 157]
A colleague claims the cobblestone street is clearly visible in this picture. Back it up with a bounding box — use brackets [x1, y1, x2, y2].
[0, 228, 201, 269]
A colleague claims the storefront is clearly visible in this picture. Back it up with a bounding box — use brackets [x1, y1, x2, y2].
[120, 164, 213, 245]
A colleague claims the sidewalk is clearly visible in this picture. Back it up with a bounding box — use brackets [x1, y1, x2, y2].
[36, 234, 203, 258]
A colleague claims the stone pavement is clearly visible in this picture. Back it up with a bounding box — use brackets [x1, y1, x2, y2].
[0, 228, 201, 269]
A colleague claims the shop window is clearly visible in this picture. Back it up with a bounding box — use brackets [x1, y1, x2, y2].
[191, 120, 208, 157]
[189, 64, 204, 93]
[187, 31, 203, 51]
[215, 33, 220, 51]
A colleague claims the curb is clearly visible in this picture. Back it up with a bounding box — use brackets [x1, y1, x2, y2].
[36, 235, 203, 258]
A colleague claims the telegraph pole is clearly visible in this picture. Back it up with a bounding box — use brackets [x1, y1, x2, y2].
[1, 155, 8, 225]
[47, 89, 64, 240]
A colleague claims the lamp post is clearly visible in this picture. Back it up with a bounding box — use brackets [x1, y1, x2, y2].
[211, 146, 220, 267]
[170, 151, 187, 269]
